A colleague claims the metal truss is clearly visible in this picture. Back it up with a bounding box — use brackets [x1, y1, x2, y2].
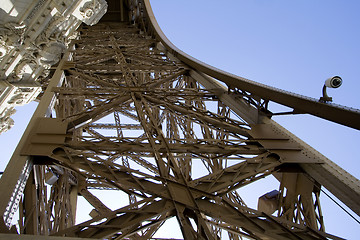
[0, 1, 359, 239]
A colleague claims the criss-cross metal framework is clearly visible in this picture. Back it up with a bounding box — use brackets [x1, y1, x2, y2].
[0, 1, 359, 239]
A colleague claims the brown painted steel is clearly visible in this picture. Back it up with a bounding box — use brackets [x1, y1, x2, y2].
[143, 0, 360, 130]
[0, 1, 359, 239]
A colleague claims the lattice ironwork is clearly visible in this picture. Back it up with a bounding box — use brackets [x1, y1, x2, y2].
[0, 1, 359, 240]
[11, 22, 332, 239]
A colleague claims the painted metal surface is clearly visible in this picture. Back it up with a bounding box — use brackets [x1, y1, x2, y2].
[0, 0, 358, 239]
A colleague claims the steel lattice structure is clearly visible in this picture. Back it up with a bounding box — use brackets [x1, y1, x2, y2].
[0, 1, 360, 239]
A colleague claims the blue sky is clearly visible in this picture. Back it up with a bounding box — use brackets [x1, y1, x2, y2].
[1, 0, 359, 239]
[148, 0, 360, 238]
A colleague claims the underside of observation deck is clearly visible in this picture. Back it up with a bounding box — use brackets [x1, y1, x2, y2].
[0, 1, 359, 240]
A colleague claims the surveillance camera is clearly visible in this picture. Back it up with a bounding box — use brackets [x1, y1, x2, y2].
[325, 76, 342, 88]
[320, 76, 342, 102]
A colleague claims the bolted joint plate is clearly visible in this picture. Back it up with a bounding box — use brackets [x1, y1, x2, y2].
[249, 123, 324, 164]
[20, 118, 68, 157]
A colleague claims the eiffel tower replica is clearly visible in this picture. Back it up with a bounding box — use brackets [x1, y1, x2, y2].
[0, 1, 359, 239]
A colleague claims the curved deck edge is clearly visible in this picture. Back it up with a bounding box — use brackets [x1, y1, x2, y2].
[142, 0, 360, 216]
[143, 0, 360, 130]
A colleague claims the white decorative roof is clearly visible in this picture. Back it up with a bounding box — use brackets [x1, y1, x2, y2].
[0, 0, 107, 134]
